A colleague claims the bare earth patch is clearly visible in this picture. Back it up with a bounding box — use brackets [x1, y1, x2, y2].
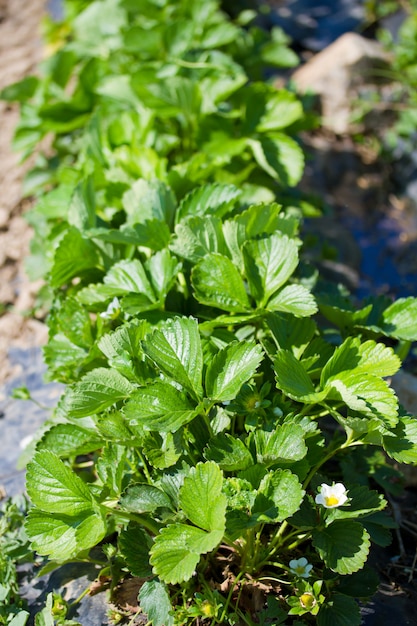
[0, 0, 48, 385]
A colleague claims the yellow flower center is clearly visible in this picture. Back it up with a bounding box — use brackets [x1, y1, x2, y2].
[300, 593, 316, 610]
[324, 494, 339, 507]
[201, 601, 216, 618]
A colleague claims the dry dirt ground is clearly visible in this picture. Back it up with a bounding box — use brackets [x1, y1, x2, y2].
[0, 0, 48, 385]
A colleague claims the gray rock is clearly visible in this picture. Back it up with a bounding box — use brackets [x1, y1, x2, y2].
[292, 32, 392, 134]
[19, 560, 111, 626]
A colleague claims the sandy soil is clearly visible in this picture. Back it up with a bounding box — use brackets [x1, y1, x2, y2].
[0, 0, 48, 385]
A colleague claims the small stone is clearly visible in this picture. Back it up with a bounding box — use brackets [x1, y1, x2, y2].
[291, 33, 392, 134]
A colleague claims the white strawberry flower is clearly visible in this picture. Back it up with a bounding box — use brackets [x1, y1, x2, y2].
[315, 482, 348, 509]
[100, 297, 121, 320]
[289, 557, 313, 578]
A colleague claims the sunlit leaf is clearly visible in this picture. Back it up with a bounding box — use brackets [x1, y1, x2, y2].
[205, 341, 263, 402]
[179, 462, 226, 531]
[124, 382, 199, 432]
[243, 233, 299, 308]
[142, 316, 203, 398]
[192, 253, 251, 312]
[150, 524, 223, 584]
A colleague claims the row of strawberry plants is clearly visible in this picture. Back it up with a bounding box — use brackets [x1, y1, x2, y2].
[4, 1, 417, 625]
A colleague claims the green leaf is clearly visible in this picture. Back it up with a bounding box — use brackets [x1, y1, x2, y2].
[139, 579, 174, 626]
[59, 368, 134, 418]
[204, 433, 254, 472]
[26, 509, 75, 561]
[120, 484, 173, 513]
[123, 178, 176, 230]
[252, 469, 304, 522]
[26, 508, 106, 562]
[95, 411, 135, 443]
[124, 382, 199, 432]
[192, 253, 251, 312]
[176, 183, 240, 223]
[312, 521, 370, 574]
[255, 424, 307, 466]
[0, 75, 39, 102]
[26, 451, 93, 515]
[105, 259, 156, 301]
[267, 313, 316, 358]
[200, 21, 240, 48]
[179, 462, 227, 532]
[317, 594, 361, 626]
[289, 495, 318, 530]
[336, 566, 379, 599]
[95, 443, 128, 497]
[267, 284, 317, 316]
[37, 424, 104, 457]
[321, 338, 401, 384]
[205, 341, 264, 402]
[8, 612, 30, 626]
[243, 233, 299, 308]
[274, 350, 326, 402]
[143, 431, 183, 469]
[72, 0, 126, 52]
[150, 524, 223, 584]
[383, 416, 417, 464]
[98, 320, 149, 381]
[119, 524, 153, 578]
[90, 220, 171, 250]
[49, 296, 93, 349]
[356, 340, 401, 377]
[134, 76, 201, 118]
[142, 316, 204, 398]
[43, 334, 88, 379]
[77, 259, 157, 309]
[68, 177, 96, 231]
[380, 297, 417, 341]
[247, 135, 304, 186]
[34, 596, 55, 626]
[223, 203, 284, 269]
[146, 248, 181, 302]
[171, 215, 227, 263]
[50, 228, 100, 288]
[260, 29, 299, 67]
[256, 90, 303, 132]
[325, 371, 398, 426]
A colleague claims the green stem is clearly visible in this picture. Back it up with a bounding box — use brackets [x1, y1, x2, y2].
[69, 584, 92, 607]
[177, 271, 189, 300]
[302, 435, 360, 492]
[136, 449, 152, 484]
[396, 340, 412, 362]
[263, 520, 290, 559]
[105, 506, 160, 535]
[173, 58, 218, 69]
[218, 571, 245, 623]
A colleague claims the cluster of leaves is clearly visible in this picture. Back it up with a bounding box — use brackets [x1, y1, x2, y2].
[1, 0, 316, 301]
[0, 497, 32, 626]
[380, 1, 417, 153]
[355, 1, 417, 159]
[3, 0, 417, 625]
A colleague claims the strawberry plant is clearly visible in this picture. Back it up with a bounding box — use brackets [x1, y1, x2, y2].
[3, 0, 417, 625]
